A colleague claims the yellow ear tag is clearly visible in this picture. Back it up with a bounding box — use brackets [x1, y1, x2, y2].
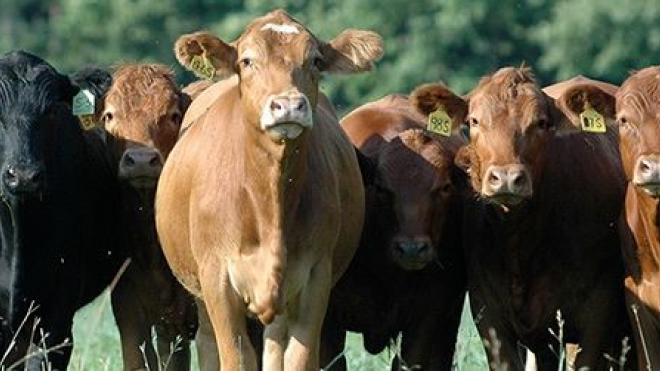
[579, 107, 606, 133]
[190, 55, 215, 80]
[427, 107, 452, 137]
[78, 115, 99, 131]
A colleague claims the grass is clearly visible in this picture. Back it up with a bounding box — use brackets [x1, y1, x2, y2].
[68, 292, 488, 370]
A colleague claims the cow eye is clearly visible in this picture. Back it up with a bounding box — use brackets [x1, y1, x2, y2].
[171, 112, 181, 124]
[102, 112, 113, 123]
[618, 117, 628, 125]
[312, 56, 323, 69]
[468, 117, 479, 127]
[239, 58, 253, 69]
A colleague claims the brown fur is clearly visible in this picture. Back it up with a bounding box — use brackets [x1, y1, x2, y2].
[321, 94, 467, 370]
[100, 63, 197, 371]
[411, 69, 634, 370]
[616, 65, 660, 370]
[156, 9, 382, 371]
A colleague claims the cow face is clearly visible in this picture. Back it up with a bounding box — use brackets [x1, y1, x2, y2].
[100, 64, 188, 189]
[174, 9, 383, 142]
[616, 67, 660, 197]
[414, 69, 577, 209]
[375, 129, 457, 270]
[0, 52, 79, 199]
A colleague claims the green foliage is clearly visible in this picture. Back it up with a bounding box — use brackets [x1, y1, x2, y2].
[2, 0, 659, 110]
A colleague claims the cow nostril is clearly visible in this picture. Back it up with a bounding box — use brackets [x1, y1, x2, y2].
[124, 155, 136, 167]
[270, 100, 283, 111]
[511, 173, 526, 189]
[640, 160, 653, 174]
[488, 171, 502, 186]
[295, 99, 307, 112]
[149, 156, 161, 167]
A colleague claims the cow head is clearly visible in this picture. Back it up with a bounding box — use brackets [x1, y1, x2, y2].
[174, 9, 383, 142]
[616, 66, 660, 197]
[0, 51, 81, 200]
[99, 64, 189, 189]
[413, 68, 583, 210]
[372, 129, 462, 270]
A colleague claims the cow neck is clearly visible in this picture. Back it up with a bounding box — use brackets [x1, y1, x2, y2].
[240, 120, 309, 244]
[626, 184, 660, 276]
[120, 185, 160, 267]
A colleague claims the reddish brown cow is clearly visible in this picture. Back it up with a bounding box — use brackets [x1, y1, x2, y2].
[155, 9, 382, 370]
[320, 94, 468, 370]
[616, 66, 660, 370]
[412, 67, 633, 370]
[97, 64, 197, 371]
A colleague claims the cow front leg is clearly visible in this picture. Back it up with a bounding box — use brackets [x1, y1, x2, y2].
[199, 264, 257, 371]
[284, 258, 332, 371]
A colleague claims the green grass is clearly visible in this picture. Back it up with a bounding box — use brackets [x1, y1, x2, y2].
[68, 291, 488, 370]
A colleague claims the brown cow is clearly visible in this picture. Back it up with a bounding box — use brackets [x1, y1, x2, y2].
[616, 66, 660, 370]
[320, 94, 468, 370]
[96, 64, 197, 371]
[155, 9, 383, 370]
[412, 67, 634, 370]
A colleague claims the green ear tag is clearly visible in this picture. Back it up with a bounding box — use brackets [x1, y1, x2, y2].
[190, 55, 215, 80]
[579, 108, 606, 133]
[427, 107, 452, 136]
[72, 89, 95, 116]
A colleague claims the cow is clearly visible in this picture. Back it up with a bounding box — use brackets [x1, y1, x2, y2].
[411, 67, 634, 370]
[615, 66, 660, 370]
[0, 50, 125, 370]
[90, 64, 198, 371]
[319, 94, 468, 370]
[154, 9, 383, 371]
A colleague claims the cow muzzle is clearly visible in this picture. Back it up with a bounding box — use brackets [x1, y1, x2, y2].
[118, 148, 164, 188]
[481, 164, 532, 205]
[261, 93, 313, 141]
[2, 163, 44, 197]
[633, 155, 660, 197]
[391, 237, 434, 270]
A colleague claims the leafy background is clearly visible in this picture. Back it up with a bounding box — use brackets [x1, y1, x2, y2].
[2, 0, 655, 369]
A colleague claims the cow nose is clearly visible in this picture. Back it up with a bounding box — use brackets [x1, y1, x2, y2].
[119, 148, 164, 181]
[394, 241, 430, 258]
[635, 156, 660, 185]
[483, 165, 532, 197]
[3, 164, 44, 195]
[269, 95, 308, 118]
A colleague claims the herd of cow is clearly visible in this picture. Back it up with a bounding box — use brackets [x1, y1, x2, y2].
[2, 8, 660, 371]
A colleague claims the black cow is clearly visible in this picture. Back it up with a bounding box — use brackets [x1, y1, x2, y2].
[0, 50, 124, 370]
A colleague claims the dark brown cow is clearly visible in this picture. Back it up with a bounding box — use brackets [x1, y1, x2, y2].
[320, 94, 468, 370]
[155, 9, 383, 370]
[616, 66, 660, 370]
[412, 67, 633, 370]
[96, 64, 197, 371]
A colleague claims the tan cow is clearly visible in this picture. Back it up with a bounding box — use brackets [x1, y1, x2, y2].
[97, 64, 197, 371]
[155, 9, 383, 371]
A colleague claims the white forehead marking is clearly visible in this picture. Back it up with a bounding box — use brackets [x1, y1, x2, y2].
[261, 23, 300, 34]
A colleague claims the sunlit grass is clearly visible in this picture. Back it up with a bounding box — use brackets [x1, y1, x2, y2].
[68, 293, 487, 370]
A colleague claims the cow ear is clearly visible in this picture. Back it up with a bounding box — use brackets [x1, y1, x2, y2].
[554, 84, 616, 133]
[321, 29, 384, 74]
[454, 145, 473, 173]
[411, 83, 468, 134]
[174, 31, 237, 81]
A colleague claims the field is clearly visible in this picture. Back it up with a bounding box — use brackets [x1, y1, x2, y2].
[67, 291, 488, 370]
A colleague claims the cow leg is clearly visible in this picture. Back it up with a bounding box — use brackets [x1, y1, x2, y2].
[319, 311, 347, 371]
[195, 299, 220, 371]
[395, 292, 464, 370]
[199, 265, 257, 371]
[283, 258, 332, 371]
[111, 275, 157, 370]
